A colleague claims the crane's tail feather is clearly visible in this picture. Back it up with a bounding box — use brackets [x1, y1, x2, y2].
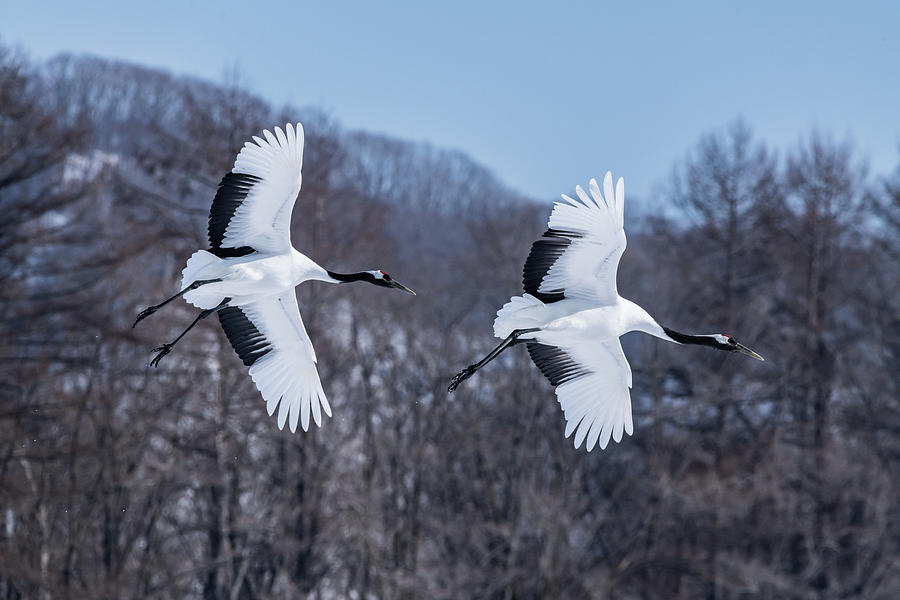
[493, 293, 548, 339]
[181, 250, 227, 309]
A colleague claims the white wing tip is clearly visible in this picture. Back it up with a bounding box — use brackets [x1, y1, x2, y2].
[564, 414, 634, 452]
[232, 122, 306, 175]
[264, 388, 330, 434]
[559, 171, 624, 212]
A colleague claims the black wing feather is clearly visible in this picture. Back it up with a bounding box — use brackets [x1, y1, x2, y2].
[218, 306, 273, 367]
[527, 342, 591, 387]
[521, 228, 583, 303]
[207, 172, 262, 257]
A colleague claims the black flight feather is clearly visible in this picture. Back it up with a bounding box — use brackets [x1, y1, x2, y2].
[218, 306, 273, 367]
[207, 172, 262, 256]
[521, 228, 583, 303]
[527, 342, 591, 387]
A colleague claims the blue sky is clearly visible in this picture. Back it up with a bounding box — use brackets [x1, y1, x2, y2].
[4, 1, 899, 202]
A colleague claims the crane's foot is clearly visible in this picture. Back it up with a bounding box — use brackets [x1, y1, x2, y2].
[448, 365, 476, 393]
[133, 306, 158, 328]
[150, 343, 173, 368]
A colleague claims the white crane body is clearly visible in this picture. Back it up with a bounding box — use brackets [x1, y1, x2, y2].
[181, 249, 332, 308]
[134, 123, 414, 435]
[449, 171, 763, 452]
[497, 297, 664, 346]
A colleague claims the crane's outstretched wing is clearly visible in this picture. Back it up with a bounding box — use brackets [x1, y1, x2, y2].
[217, 290, 331, 433]
[208, 123, 304, 256]
[522, 172, 626, 305]
[527, 337, 633, 451]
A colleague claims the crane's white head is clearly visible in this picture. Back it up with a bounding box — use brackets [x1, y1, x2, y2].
[663, 327, 764, 361]
[711, 333, 765, 360]
[327, 269, 416, 294]
[368, 270, 416, 295]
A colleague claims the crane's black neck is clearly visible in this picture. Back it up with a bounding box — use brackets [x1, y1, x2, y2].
[327, 270, 375, 284]
[663, 327, 719, 348]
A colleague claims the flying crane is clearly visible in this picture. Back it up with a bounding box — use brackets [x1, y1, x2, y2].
[448, 172, 763, 451]
[134, 123, 415, 433]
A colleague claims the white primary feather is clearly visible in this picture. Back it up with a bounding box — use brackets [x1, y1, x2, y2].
[242, 289, 331, 433]
[222, 123, 305, 254]
[538, 171, 626, 306]
[554, 337, 633, 451]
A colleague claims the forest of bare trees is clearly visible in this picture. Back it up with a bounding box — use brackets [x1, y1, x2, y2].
[1, 41, 899, 599]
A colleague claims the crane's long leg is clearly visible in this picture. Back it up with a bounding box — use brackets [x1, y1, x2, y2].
[133, 278, 223, 327]
[448, 328, 540, 393]
[150, 298, 230, 367]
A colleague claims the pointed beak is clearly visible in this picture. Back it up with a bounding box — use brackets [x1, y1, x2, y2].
[735, 342, 765, 361]
[390, 280, 416, 295]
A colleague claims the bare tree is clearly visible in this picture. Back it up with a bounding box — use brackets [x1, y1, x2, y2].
[3, 45, 900, 600]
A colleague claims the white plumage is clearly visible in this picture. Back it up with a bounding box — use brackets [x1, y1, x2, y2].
[537, 175, 626, 305]
[135, 123, 415, 433]
[502, 173, 637, 450]
[222, 124, 304, 253]
[242, 290, 327, 434]
[450, 171, 764, 452]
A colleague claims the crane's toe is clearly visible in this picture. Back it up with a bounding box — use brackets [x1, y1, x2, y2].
[133, 306, 157, 327]
[448, 366, 476, 393]
[150, 343, 173, 368]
